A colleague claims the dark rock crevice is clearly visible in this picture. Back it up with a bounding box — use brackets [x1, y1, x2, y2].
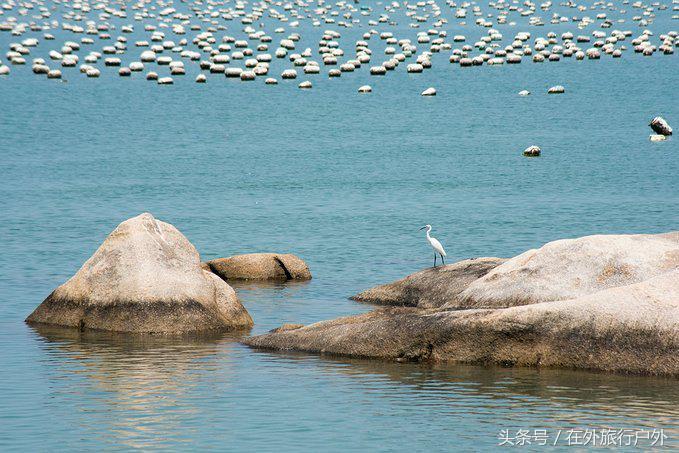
[273, 256, 294, 280]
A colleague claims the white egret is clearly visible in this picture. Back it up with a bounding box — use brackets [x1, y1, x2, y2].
[420, 225, 447, 267]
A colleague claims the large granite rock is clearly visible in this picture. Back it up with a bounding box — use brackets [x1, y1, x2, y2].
[351, 258, 505, 308]
[206, 253, 311, 281]
[244, 232, 679, 376]
[244, 270, 679, 376]
[26, 213, 254, 334]
[455, 232, 679, 308]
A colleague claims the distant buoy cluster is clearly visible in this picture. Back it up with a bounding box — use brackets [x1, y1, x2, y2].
[0, 0, 675, 99]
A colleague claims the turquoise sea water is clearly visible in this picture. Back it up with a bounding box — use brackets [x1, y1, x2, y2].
[1, 0, 679, 450]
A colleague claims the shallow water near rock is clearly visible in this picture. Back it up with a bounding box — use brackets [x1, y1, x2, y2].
[2, 1, 679, 450]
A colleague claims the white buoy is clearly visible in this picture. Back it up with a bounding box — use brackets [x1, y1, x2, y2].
[519, 90, 530, 96]
[157, 77, 174, 85]
[281, 69, 297, 79]
[33, 64, 49, 74]
[0, 64, 10, 75]
[213, 54, 230, 64]
[225, 67, 243, 78]
[649, 134, 667, 142]
[523, 145, 541, 157]
[298, 80, 312, 89]
[358, 85, 372, 93]
[146, 71, 159, 80]
[195, 74, 207, 83]
[507, 54, 522, 64]
[265, 78, 278, 84]
[421, 87, 437, 96]
[407, 63, 424, 73]
[240, 70, 256, 81]
[140, 50, 156, 62]
[649, 117, 673, 136]
[61, 56, 78, 67]
[548, 85, 565, 94]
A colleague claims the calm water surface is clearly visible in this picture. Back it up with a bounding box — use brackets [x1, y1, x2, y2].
[1, 1, 678, 450]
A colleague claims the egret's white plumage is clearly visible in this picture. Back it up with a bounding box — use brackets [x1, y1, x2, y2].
[420, 224, 446, 266]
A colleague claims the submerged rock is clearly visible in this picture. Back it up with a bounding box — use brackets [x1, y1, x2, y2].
[206, 253, 311, 281]
[244, 232, 679, 376]
[26, 213, 253, 334]
[351, 258, 505, 308]
[649, 116, 672, 136]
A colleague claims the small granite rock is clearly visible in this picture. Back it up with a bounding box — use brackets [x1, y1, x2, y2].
[207, 253, 311, 281]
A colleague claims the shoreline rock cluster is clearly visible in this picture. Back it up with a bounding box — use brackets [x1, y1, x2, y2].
[244, 232, 679, 377]
[25, 214, 678, 377]
[25, 213, 309, 334]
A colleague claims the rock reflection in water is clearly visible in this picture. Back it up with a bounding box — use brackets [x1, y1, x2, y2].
[30, 325, 248, 449]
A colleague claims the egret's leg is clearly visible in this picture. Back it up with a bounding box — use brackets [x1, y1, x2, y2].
[441, 254, 445, 265]
[434, 254, 437, 267]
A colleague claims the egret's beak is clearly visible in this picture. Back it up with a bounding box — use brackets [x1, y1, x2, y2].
[419, 226, 426, 230]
